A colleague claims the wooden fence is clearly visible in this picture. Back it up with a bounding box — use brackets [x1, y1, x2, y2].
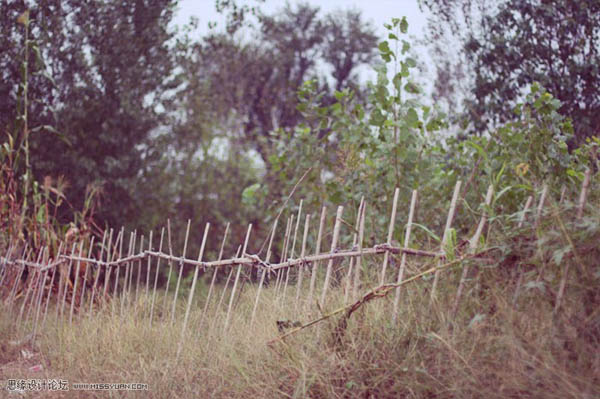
[0, 169, 593, 352]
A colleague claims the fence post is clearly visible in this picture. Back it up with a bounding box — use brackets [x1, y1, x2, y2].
[431, 180, 461, 302]
[250, 219, 276, 328]
[199, 223, 230, 331]
[392, 189, 418, 321]
[452, 185, 493, 318]
[308, 207, 326, 310]
[171, 220, 191, 324]
[381, 188, 400, 285]
[295, 213, 311, 310]
[320, 206, 343, 307]
[149, 227, 165, 327]
[177, 223, 210, 359]
[224, 225, 252, 332]
[352, 201, 367, 301]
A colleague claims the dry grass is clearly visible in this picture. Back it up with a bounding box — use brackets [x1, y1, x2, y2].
[1, 244, 598, 399]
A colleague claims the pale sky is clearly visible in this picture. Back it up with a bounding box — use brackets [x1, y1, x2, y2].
[172, 0, 430, 42]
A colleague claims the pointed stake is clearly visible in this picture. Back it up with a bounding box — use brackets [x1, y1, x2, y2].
[69, 241, 85, 325]
[452, 185, 493, 318]
[78, 236, 95, 320]
[308, 206, 327, 309]
[320, 206, 344, 307]
[102, 228, 115, 303]
[43, 242, 63, 329]
[149, 227, 165, 327]
[172, 220, 191, 324]
[295, 213, 311, 310]
[431, 180, 462, 302]
[251, 218, 277, 328]
[224, 224, 252, 332]
[200, 223, 230, 331]
[89, 231, 107, 316]
[163, 220, 174, 317]
[352, 201, 367, 301]
[344, 199, 364, 305]
[381, 188, 400, 285]
[135, 234, 144, 305]
[145, 230, 154, 300]
[177, 223, 210, 359]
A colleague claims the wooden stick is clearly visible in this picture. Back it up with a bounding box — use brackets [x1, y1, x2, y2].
[69, 241, 85, 324]
[9, 245, 29, 311]
[60, 243, 77, 319]
[431, 180, 462, 302]
[126, 231, 137, 305]
[42, 242, 63, 329]
[163, 220, 174, 317]
[19, 248, 44, 328]
[250, 218, 277, 328]
[381, 188, 400, 285]
[77, 236, 95, 320]
[295, 213, 311, 310]
[199, 223, 230, 331]
[88, 230, 107, 316]
[308, 207, 326, 309]
[352, 200, 367, 301]
[145, 230, 153, 299]
[320, 206, 344, 307]
[172, 220, 191, 324]
[275, 216, 292, 297]
[392, 189, 418, 321]
[149, 227, 165, 327]
[344, 199, 363, 305]
[576, 168, 591, 219]
[224, 225, 252, 332]
[177, 223, 210, 358]
[282, 213, 296, 304]
[135, 234, 144, 304]
[27, 247, 48, 324]
[32, 248, 50, 342]
[102, 228, 115, 302]
[451, 185, 493, 317]
[216, 250, 238, 313]
[115, 228, 128, 317]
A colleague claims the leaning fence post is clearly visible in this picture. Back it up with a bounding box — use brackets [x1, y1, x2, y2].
[431, 180, 462, 302]
[88, 231, 107, 317]
[275, 216, 292, 297]
[224, 224, 252, 332]
[32, 248, 50, 344]
[78, 236, 95, 320]
[171, 220, 191, 324]
[282, 201, 303, 306]
[308, 207, 327, 309]
[163, 220, 174, 317]
[352, 200, 367, 301]
[344, 198, 364, 305]
[320, 206, 343, 307]
[69, 240, 85, 325]
[392, 189, 418, 321]
[451, 185, 493, 318]
[199, 223, 230, 331]
[9, 245, 29, 311]
[250, 219, 277, 328]
[42, 242, 63, 329]
[101, 228, 115, 304]
[145, 230, 153, 300]
[115, 228, 128, 318]
[149, 227, 165, 327]
[381, 188, 400, 285]
[295, 213, 311, 310]
[19, 248, 44, 329]
[177, 223, 210, 359]
[135, 234, 144, 305]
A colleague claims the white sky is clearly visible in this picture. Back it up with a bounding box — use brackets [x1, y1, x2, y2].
[172, 0, 430, 39]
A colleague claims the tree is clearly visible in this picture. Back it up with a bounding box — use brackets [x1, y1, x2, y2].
[0, 0, 181, 227]
[421, 0, 600, 143]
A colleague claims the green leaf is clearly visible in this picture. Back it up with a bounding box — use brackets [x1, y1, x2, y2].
[406, 108, 419, 127]
[241, 183, 260, 206]
[400, 17, 408, 33]
[412, 223, 440, 243]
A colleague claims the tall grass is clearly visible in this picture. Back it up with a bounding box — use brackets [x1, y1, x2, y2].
[1, 196, 598, 398]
